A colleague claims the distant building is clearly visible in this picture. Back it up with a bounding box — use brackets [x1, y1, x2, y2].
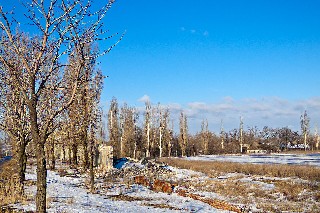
[241, 144, 250, 153]
[98, 145, 113, 172]
[247, 149, 267, 154]
[287, 142, 310, 150]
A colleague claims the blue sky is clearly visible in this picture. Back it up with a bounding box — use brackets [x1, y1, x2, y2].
[100, 0, 320, 133]
[4, 0, 320, 133]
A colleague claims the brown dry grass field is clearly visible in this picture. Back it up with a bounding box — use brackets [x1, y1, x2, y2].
[160, 157, 320, 212]
[160, 157, 320, 181]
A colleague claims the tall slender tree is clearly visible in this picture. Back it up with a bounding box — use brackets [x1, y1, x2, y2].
[300, 110, 310, 151]
[144, 101, 152, 158]
[201, 119, 209, 155]
[220, 119, 225, 150]
[157, 106, 170, 158]
[108, 97, 120, 158]
[119, 104, 138, 158]
[239, 116, 244, 153]
[179, 111, 188, 156]
[315, 126, 319, 150]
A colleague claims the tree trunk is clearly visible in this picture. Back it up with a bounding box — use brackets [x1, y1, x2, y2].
[89, 147, 94, 193]
[120, 135, 123, 157]
[72, 143, 78, 165]
[62, 142, 66, 163]
[49, 138, 55, 170]
[146, 122, 150, 158]
[82, 130, 89, 169]
[159, 128, 163, 158]
[89, 128, 94, 192]
[36, 141, 47, 213]
[17, 139, 27, 183]
[83, 70, 89, 169]
[133, 142, 137, 159]
[68, 144, 72, 165]
[304, 133, 307, 151]
[29, 96, 47, 213]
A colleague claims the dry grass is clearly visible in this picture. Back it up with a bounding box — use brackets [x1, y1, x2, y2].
[160, 157, 320, 212]
[0, 159, 25, 207]
[160, 157, 320, 181]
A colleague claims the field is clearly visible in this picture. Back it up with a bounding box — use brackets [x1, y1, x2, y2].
[1, 153, 320, 212]
[161, 154, 320, 212]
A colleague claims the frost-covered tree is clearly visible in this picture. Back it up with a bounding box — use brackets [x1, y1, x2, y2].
[315, 127, 319, 151]
[179, 111, 188, 156]
[119, 104, 138, 158]
[201, 119, 209, 155]
[0, 0, 121, 211]
[108, 97, 120, 158]
[157, 106, 170, 158]
[220, 119, 225, 150]
[143, 101, 152, 157]
[300, 110, 310, 151]
[239, 116, 244, 153]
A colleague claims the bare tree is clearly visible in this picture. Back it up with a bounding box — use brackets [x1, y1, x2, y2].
[119, 104, 138, 158]
[0, 0, 120, 211]
[167, 120, 174, 157]
[108, 97, 120, 158]
[239, 116, 244, 153]
[315, 126, 319, 151]
[201, 119, 209, 155]
[179, 111, 188, 157]
[87, 70, 104, 192]
[300, 110, 310, 151]
[157, 106, 170, 158]
[0, 81, 31, 184]
[144, 101, 152, 158]
[220, 119, 225, 150]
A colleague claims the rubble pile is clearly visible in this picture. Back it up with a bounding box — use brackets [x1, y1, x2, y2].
[102, 158, 174, 184]
[97, 158, 244, 212]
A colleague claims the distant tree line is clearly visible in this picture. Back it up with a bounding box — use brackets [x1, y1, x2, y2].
[108, 98, 320, 159]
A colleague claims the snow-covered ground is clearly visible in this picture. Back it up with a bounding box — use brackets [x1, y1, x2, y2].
[12, 165, 231, 213]
[186, 153, 320, 167]
[8, 153, 320, 212]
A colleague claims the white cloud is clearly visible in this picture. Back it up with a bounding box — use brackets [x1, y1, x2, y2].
[176, 97, 320, 133]
[134, 96, 320, 134]
[180, 27, 209, 37]
[138, 95, 150, 103]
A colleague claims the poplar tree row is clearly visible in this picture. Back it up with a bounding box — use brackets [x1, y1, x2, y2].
[108, 98, 190, 159]
[108, 99, 320, 159]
